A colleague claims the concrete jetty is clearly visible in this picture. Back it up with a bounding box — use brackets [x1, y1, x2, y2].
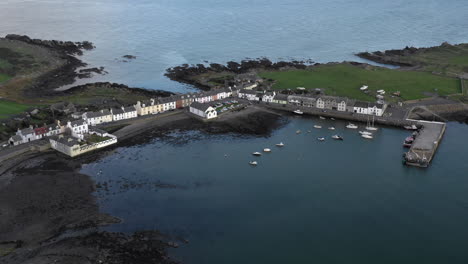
[404, 120, 446, 167]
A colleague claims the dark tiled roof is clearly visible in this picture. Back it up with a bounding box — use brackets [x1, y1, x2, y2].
[123, 106, 136, 112]
[368, 103, 384, 109]
[86, 109, 111, 118]
[10, 135, 22, 142]
[70, 120, 87, 127]
[20, 127, 34, 135]
[51, 135, 81, 147]
[354, 101, 369, 108]
[239, 89, 258, 95]
[274, 94, 289, 100]
[190, 102, 213, 112]
[112, 108, 124, 115]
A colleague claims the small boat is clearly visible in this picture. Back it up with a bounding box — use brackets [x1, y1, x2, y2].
[346, 123, 358, 129]
[365, 115, 378, 131]
[293, 110, 304, 115]
[263, 148, 271, 153]
[314, 125, 322, 129]
[317, 137, 325, 141]
[361, 134, 373, 139]
[331, 135, 343, 140]
[359, 131, 372, 135]
[360, 85, 368, 91]
[307, 130, 312, 133]
[405, 136, 414, 143]
[403, 143, 412, 148]
[249, 161, 258, 166]
[404, 124, 418, 130]
[319, 116, 326, 120]
[377, 89, 385, 94]
[330, 118, 335, 120]
[328, 127, 335, 130]
[252, 152, 262, 156]
[276, 142, 285, 147]
[296, 130, 301, 134]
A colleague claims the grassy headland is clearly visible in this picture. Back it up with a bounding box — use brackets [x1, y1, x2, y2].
[259, 63, 461, 101]
[0, 100, 38, 118]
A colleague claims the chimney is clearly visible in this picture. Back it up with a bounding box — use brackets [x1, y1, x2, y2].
[100, 109, 104, 113]
[121, 106, 125, 111]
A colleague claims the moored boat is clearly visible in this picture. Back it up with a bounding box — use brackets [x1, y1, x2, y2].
[249, 161, 258, 166]
[346, 123, 358, 129]
[293, 109, 304, 115]
[296, 130, 301, 134]
[317, 137, 325, 141]
[359, 131, 372, 135]
[328, 127, 335, 130]
[319, 116, 326, 120]
[252, 152, 262, 156]
[263, 148, 271, 153]
[314, 125, 322, 129]
[276, 142, 285, 147]
[403, 143, 412, 148]
[361, 134, 373, 139]
[331, 135, 343, 140]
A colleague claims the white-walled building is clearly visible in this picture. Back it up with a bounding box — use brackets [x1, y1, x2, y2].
[189, 102, 218, 119]
[135, 98, 160, 116]
[111, 106, 138, 121]
[262, 91, 276, 102]
[83, 110, 113, 126]
[67, 120, 89, 135]
[368, 103, 386, 116]
[238, 89, 260, 101]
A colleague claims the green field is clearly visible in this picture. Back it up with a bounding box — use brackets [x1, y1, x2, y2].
[259, 64, 461, 101]
[0, 73, 11, 83]
[0, 100, 34, 118]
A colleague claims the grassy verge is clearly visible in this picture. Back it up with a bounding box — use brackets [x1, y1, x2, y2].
[0, 73, 11, 83]
[0, 99, 37, 118]
[259, 64, 461, 101]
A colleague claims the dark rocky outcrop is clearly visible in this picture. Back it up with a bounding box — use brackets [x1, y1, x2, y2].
[5, 34, 94, 55]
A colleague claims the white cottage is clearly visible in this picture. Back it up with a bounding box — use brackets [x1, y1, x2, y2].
[83, 109, 113, 126]
[189, 102, 218, 119]
[262, 91, 276, 103]
[238, 89, 260, 101]
[67, 120, 89, 135]
[111, 106, 138, 121]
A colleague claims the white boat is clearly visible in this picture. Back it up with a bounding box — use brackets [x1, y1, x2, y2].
[252, 152, 262, 156]
[276, 142, 285, 147]
[361, 134, 373, 139]
[359, 131, 372, 135]
[346, 123, 358, 129]
[314, 125, 322, 129]
[377, 89, 385, 94]
[317, 137, 325, 141]
[331, 135, 343, 140]
[249, 161, 258, 166]
[319, 116, 326, 120]
[404, 124, 418, 130]
[263, 148, 271, 153]
[293, 110, 304, 115]
[360, 85, 368, 91]
[365, 115, 378, 131]
[328, 127, 335, 130]
[330, 118, 335, 120]
[296, 130, 301, 134]
[307, 130, 312, 133]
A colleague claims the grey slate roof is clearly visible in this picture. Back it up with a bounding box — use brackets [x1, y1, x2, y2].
[86, 109, 111, 118]
[273, 94, 289, 101]
[20, 127, 34, 135]
[70, 120, 87, 127]
[52, 135, 80, 147]
[239, 89, 258, 95]
[123, 106, 136, 112]
[354, 101, 369, 108]
[10, 135, 22, 142]
[368, 103, 384, 109]
[190, 102, 213, 112]
[112, 108, 124, 115]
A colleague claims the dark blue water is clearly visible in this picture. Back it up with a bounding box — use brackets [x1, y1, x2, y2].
[81, 119, 468, 263]
[1, 0, 468, 92]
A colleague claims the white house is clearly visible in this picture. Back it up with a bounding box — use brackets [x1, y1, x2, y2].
[238, 89, 260, 101]
[67, 120, 89, 135]
[353, 101, 370, 114]
[82, 109, 113, 126]
[368, 103, 386, 116]
[9, 126, 37, 145]
[159, 97, 177, 112]
[316, 97, 325, 109]
[135, 99, 158, 116]
[272, 94, 288, 104]
[111, 106, 138, 121]
[217, 88, 232, 100]
[189, 102, 218, 119]
[337, 99, 347, 112]
[45, 123, 62, 137]
[262, 91, 276, 102]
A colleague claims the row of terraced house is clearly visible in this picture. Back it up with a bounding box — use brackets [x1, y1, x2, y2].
[237, 89, 387, 116]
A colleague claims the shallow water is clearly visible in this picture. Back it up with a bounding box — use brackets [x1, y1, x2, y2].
[1, 0, 468, 92]
[81, 119, 468, 263]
